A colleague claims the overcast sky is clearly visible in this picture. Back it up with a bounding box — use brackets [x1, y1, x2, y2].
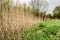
[46, 0, 60, 13]
[14, 0, 60, 13]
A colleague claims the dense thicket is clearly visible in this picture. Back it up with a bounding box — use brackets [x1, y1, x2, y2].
[53, 6, 60, 19]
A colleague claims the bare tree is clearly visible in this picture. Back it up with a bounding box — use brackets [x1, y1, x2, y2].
[30, 0, 49, 21]
[30, 0, 49, 12]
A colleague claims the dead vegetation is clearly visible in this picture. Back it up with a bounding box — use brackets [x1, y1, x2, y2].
[0, 1, 42, 40]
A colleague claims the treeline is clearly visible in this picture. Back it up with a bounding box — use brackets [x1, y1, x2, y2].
[0, 0, 48, 21]
[46, 6, 60, 20]
[0, 0, 60, 21]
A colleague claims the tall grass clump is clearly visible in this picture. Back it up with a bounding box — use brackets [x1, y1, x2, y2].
[0, 0, 41, 40]
[0, 0, 29, 40]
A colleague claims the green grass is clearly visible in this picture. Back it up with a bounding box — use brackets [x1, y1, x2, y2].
[25, 20, 60, 40]
[0, 20, 60, 40]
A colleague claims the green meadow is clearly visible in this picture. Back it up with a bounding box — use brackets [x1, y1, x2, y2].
[24, 20, 60, 40]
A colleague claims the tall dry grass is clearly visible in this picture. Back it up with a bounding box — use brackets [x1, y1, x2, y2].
[0, 0, 41, 40]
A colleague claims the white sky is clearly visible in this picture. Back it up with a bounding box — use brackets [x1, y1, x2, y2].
[13, 0, 60, 13]
[46, 0, 60, 13]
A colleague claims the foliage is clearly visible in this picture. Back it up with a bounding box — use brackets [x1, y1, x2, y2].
[53, 6, 60, 19]
[25, 20, 60, 40]
[39, 12, 46, 21]
[46, 13, 52, 19]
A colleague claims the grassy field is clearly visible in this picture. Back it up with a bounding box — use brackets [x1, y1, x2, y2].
[1, 0, 60, 40]
[24, 20, 60, 40]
